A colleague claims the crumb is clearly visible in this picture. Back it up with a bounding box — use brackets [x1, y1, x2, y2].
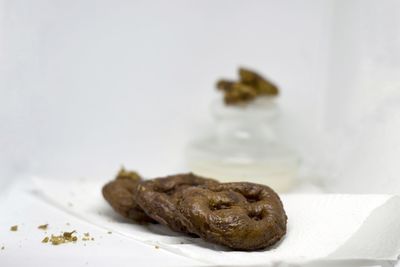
[107, 231, 112, 234]
[10, 225, 18, 231]
[67, 202, 73, 207]
[43, 231, 78, 245]
[66, 222, 70, 226]
[82, 232, 95, 242]
[38, 224, 48, 230]
[63, 231, 76, 238]
[180, 241, 184, 244]
[1, 246, 4, 250]
[82, 232, 90, 241]
[42, 230, 96, 246]
[155, 245, 159, 249]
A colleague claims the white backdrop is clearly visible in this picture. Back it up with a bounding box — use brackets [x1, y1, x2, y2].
[1, 0, 330, 180]
[2, 0, 400, 194]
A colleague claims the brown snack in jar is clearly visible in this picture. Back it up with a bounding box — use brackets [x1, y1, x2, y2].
[216, 80, 236, 92]
[217, 79, 258, 104]
[239, 67, 279, 96]
[135, 173, 219, 233]
[176, 182, 287, 250]
[102, 168, 156, 223]
[216, 68, 279, 105]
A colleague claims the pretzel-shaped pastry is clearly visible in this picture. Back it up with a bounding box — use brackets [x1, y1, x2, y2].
[176, 182, 287, 250]
[102, 169, 155, 223]
[135, 173, 219, 233]
[136, 173, 218, 233]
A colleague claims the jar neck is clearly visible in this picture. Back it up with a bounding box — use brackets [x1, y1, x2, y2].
[211, 97, 280, 146]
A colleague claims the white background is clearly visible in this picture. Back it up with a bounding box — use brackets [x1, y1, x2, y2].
[1, 0, 330, 180]
[2, 0, 400, 192]
[2, 2, 400, 266]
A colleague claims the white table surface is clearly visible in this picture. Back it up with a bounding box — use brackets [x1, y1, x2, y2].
[0, 179, 398, 267]
[0, 180, 204, 267]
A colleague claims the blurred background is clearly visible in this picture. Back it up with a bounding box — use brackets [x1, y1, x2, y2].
[2, 0, 400, 193]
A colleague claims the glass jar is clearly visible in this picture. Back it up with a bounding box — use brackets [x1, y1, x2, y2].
[186, 97, 299, 192]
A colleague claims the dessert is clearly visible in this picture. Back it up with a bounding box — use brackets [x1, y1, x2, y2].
[102, 168, 155, 223]
[217, 68, 279, 105]
[176, 182, 287, 250]
[135, 173, 218, 233]
[102, 170, 287, 250]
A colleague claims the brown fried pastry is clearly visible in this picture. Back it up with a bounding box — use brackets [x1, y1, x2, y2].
[176, 182, 287, 250]
[217, 80, 258, 105]
[216, 68, 279, 105]
[238, 68, 279, 96]
[103, 170, 287, 251]
[135, 173, 219, 233]
[102, 168, 155, 223]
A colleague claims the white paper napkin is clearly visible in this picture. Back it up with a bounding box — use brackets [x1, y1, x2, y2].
[32, 177, 400, 266]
